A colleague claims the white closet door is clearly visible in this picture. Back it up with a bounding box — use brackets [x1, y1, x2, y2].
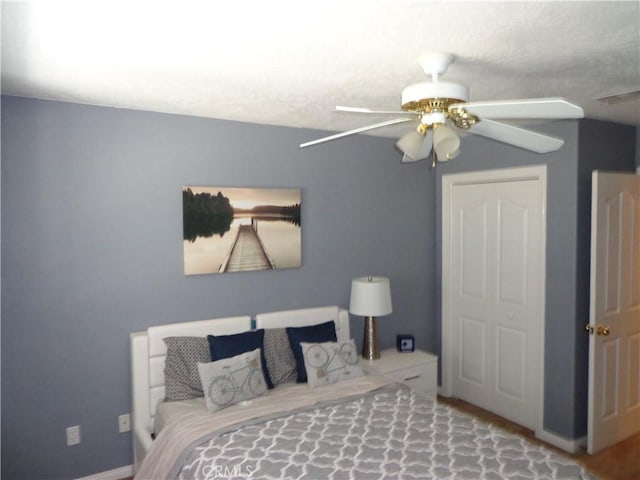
[443, 167, 545, 430]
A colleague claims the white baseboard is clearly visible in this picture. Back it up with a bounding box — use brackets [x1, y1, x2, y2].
[76, 465, 133, 480]
[536, 429, 586, 453]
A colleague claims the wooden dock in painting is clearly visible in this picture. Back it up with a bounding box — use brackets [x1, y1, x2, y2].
[219, 224, 275, 272]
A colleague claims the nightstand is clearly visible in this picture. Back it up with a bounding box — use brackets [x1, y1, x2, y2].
[361, 349, 438, 396]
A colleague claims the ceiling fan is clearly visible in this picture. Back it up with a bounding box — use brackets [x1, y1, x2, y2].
[299, 53, 584, 166]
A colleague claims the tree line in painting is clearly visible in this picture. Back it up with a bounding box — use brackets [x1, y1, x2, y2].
[183, 189, 234, 242]
[183, 188, 301, 242]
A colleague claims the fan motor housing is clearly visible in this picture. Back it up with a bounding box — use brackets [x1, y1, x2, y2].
[401, 82, 469, 112]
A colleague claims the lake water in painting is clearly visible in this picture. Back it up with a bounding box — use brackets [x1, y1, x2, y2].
[183, 187, 301, 275]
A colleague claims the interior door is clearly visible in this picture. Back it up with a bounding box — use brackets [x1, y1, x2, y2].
[444, 167, 545, 430]
[588, 171, 640, 454]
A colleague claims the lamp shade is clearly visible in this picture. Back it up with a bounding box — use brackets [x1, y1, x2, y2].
[349, 276, 392, 317]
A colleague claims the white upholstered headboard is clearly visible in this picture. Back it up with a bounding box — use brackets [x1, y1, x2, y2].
[130, 306, 349, 471]
[130, 315, 252, 469]
[255, 305, 349, 342]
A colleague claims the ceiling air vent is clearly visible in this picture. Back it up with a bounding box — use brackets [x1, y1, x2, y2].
[594, 88, 640, 104]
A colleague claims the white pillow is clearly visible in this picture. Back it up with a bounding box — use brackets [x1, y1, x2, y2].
[197, 348, 268, 412]
[301, 339, 364, 388]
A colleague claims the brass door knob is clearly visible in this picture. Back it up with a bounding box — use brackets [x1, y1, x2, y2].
[585, 324, 611, 336]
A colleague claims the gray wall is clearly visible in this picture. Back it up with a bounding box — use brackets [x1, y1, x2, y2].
[573, 119, 638, 435]
[434, 121, 581, 438]
[1, 96, 636, 479]
[434, 119, 636, 440]
[1, 96, 435, 479]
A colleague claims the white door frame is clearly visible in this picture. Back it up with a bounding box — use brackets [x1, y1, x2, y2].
[441, 165, 547, 439]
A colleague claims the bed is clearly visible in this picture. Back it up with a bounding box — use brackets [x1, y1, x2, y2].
[131, 305, 594, 480]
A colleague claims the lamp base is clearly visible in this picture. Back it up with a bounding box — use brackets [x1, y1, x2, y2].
[362, 316, 380, 360]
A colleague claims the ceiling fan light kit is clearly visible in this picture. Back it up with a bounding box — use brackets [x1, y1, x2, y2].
[433, 125, 461, 161]
[398, 129, 432, 163]
[299, 52, 584, 165]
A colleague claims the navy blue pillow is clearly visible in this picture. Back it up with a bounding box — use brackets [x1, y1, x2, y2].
[286, 321, 337, 383]
[207, 329, 274, 389]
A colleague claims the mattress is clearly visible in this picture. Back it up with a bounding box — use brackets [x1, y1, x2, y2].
[155, 397, 206, 436]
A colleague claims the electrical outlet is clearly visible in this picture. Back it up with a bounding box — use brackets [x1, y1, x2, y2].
[118, 413, 131, 433]
[66, 425, 81, 446]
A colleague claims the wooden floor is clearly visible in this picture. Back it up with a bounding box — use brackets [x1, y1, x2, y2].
[438, 396, 640, 480]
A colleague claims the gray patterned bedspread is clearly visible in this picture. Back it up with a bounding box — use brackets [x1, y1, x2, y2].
[173, 385, 593, 480]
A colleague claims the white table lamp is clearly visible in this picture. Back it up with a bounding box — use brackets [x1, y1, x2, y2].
[349, 276, 392, 360]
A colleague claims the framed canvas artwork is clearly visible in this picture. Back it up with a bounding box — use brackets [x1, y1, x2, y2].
[183, 186, 301, 275]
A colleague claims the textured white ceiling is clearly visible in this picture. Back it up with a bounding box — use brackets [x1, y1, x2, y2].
[2, 1, 639, 141]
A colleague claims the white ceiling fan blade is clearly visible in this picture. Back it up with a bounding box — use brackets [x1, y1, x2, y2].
[468, 119, 565, 153]
[299, 117, 416, 148]
[451, 97, 584, 119]
[397, 129, 433, 162]
[336, 106, 418, 116]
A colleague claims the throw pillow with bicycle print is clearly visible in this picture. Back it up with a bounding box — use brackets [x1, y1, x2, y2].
[197, 348, 267, 412]
[301, 339, 364, 388]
